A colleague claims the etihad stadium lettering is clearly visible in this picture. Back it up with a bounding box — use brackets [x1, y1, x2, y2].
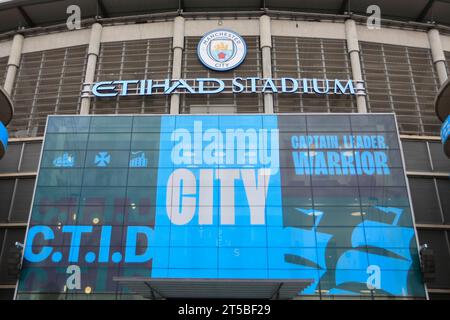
[90, 78, 365, 97]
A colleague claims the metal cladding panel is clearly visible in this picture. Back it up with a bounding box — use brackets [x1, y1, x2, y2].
[114, 278, 313, 299]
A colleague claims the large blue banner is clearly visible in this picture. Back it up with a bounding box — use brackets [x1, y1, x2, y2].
[16, 114, 426, 299]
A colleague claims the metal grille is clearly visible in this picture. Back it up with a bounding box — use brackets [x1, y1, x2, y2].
[0, 56, 7, 87]
[92, 38, 172, 115]
[9, 45, 88, 137]
[180, 36, 263, 114]
[360, 42, 440, 136]
[272, 37, 355, 113]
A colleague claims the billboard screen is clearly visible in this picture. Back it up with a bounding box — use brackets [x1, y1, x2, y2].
[16, 114, 426, 299]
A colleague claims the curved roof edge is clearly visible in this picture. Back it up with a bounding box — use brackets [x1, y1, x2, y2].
[1, 0, 450, 35]
[0, 86, 14, 126]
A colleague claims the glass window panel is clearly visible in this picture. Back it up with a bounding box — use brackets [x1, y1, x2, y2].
[47, 117, 90, 133]
[356, 168, 406, 187]
[0, 228, 26, 284]
[10, 178, 35, 222]
[77, 205, 125, 225]
[37, 169, 83, 186]
[0, 229, 4, 257]
[0, 289, 14, 300]
[402, 141, 431, 171]
[87, 133, 131, 150]
[408, 178, 442, 224]
[0, 180, 14, 222]
[44, 133, 88, 150]
[80, 187, 127, 207]
[436, 179, 450, 225]
[20, 142, 42, 172]
[33, 186, 81, 207]
[276, 115, 307, 132]
[90, 116, 133, 133]
[313, 187, 360, 206]
[429, 293, 450, 300]
[125, 186, 158, 207]
[417, 230, 450, 289]
[132, 116, 161, 132]
[82, 169, 128, 187]
[84, 150, 129, 168]
[312, 206, 364, 227]
[130, 133, 161, 150]
[30, 205, 77, 226]
[363, 206, 414, 228]
[127, 169, 159, 187]
[429, 142, 450, 172]
[350, 114, 396, 132]
[307, 115, 351, 132]
[218, 247, 267, 269]
[359, 186, 410, 207]
[0, 143, 22, 173]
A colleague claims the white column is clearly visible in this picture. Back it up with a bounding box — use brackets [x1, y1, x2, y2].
[260, 15, 274, 114]
[3, 33, 24, 95]
[345, 19, 367, 113]
[428, 28, 448, 86]
[170, 16, 185, 115]
[80, 23, 103, 115]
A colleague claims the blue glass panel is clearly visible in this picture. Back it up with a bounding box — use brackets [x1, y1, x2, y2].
[90, 116, 133, 133]
[218, 247, 267, 269]
[168, 247, 217, 269]
[44, 133, 88, 150]
[37, 169, 83, 186]
[87, 133, 131, 150]
[47, 116, 91, 133]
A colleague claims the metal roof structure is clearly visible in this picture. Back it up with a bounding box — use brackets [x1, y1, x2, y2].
[114, 277, 315, 300]
[0, 0, 450, 34]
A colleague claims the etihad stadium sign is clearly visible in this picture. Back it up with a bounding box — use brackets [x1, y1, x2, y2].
[88, 29, 365, 98]
[90, 77, 364, 97]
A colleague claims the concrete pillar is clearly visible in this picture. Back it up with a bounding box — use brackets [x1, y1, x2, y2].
[428, 28, 448, 86]
[345, 19, 367, 113]
[170, 16, 185, 115]
[80, 23, 102, 115]
[3, 33, 24, 95]
[259, 15, 274, 114]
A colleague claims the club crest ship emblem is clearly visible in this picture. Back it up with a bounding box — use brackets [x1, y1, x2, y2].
[209, 40, 234, 62]
[197, 29, 247, 71]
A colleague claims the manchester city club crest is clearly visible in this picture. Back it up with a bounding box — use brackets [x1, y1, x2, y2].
[197, 29, 247, 71]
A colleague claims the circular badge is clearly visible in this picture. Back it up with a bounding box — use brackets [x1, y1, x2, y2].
[197, 29, 247, 72]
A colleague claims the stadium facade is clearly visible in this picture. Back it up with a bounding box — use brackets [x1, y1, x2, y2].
[0, 0, 450, 300]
